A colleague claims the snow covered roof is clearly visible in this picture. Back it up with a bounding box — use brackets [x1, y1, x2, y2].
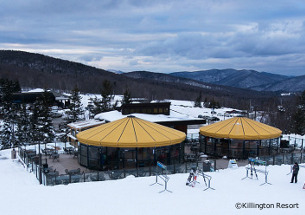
[94, 110, 203, 123]
[55, 96, 70, 101]
[27, 88, 45, 93]
[67, 119, 105, 130]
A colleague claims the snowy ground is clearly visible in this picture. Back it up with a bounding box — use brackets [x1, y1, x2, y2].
[0, 149, 304, 215]
[80, 94, 237, 120]
[3, 90, 303, 214]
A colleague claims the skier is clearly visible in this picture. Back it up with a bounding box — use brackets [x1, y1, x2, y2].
[290, 162, 299, 183]
[192, 168, 198, 187]
[186, 169, 194, 186]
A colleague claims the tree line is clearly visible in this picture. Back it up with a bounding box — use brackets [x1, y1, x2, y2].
[0, 77, 304, 150]
[0, 79, 83, 149]
[0, 78, 132, 149]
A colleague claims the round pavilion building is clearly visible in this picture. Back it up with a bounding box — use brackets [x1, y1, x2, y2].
[76, 116, 186, 170]
[199, 117, 282, 159]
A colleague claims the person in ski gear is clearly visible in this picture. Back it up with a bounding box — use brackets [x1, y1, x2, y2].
[290, 162, 299, 183]
[186, 169, 194, 186]
[192, 168, 198, 187]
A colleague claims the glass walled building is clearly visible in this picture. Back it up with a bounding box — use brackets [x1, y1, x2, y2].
[199, 117, 282, 159]
[76, 116, 186, 170]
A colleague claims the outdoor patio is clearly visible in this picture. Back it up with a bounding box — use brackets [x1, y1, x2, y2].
[42, 153, 89, 175]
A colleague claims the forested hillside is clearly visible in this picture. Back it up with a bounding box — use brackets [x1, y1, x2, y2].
[0, 50, 279, 109]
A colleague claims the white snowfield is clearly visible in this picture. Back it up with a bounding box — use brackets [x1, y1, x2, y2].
[0, 150, 304, 215]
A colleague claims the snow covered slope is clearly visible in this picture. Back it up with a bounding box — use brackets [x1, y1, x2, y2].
[0, 149, 304, 215]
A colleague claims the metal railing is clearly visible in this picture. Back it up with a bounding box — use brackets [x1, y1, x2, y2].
[42, 161, 216, 186]
[16, 135, 304, 186]
[259, 152, 304, 166]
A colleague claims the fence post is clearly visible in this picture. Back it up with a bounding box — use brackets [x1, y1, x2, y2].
[301, 139, 304, 163]
[149, 165, 151, 176]
[173, 162, 176, 174]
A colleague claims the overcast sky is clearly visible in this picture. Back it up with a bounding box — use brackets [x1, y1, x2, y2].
[1, 0, 305, 75]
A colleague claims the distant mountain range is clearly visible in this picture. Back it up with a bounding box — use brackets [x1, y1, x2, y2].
[106, 69, 124, 74]
[170, 69, 301, 91]
[123, 71, 212, 90]
[110, 68, 305, 92]
[251, 75, 305, 92]
[0, 50, 278, 110]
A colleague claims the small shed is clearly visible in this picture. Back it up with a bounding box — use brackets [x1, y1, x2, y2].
[67, 119, 105, 146]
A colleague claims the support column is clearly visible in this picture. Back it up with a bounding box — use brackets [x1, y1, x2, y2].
[228, 139, 231, 158]
[122, 150, 125, 169]
[38, 141, 42, 185]
[153, 148, 156, 165]
[242, 140, 246, 159]
[301, 139, 304, 163]
[136, 148, 138, 168]
[199, 134, 203, 152]
[257, 140, 260, 157]
[168, 146, 172, 165]
[277, 138, 280, 153]
[179, 143, 182, 163]
[299, 139, 304, 163]
[117, 148, 120, 169]
[204, 136, 207, 153]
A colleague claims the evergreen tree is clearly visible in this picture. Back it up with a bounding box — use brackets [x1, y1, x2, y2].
[293, 90, 305, 135]
[0, 79, 21, 149]
[203, 97, 208, 107]
[101, 80, 114, 112]
[293, 108, 305, 135]
[88, 96, 103, 115]
[29, 90, 55, 145]
[1, 103, 15, 149]
[12, 80, 21, 93]
[88, 80, 115, 114]
[208, 98, 220, 109]
[300, 90, 305, 110]
[15, 104, 31, 146]
[40, 91, 55, 143]
[194, 92, 202, 108]
[122, 88, 132, 105]
[59, 87, 83, 144]
[66, 86, 84, 122]
[30, 98, 44, 144]
[1, 119, 13, 149]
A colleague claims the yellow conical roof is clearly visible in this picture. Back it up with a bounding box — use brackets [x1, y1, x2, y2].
[77, 116, 186, 148]
[200, 117, 282, 140]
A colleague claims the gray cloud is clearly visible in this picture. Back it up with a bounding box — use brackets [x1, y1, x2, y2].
[0, 0, 305, 75]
